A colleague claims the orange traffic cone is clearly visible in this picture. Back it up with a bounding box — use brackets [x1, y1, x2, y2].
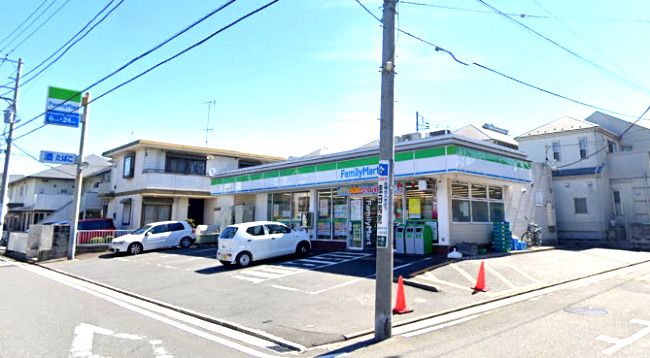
[393, 275, 413, 314]
[472, 261, 489, 293]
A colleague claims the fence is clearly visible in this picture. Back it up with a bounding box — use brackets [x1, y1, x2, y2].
[76, 230, 132, 246]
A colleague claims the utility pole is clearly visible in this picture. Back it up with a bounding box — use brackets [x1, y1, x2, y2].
[0, 58, 22, 241]
[202, 99, 215, 146]
[375, 0, 397, 342]
[68, 92, 90, 260]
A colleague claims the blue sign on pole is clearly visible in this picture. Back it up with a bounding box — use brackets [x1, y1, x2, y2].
[44, 111, 80, 127]
[39, 150, 77, 165]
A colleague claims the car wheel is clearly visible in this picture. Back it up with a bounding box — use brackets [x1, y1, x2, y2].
[236, 252, 252, 268]
[219, 260, 232, 266]
[179, 237, 192, 249]
[127, 242, 143, 255]
[296, 242, 310, 257]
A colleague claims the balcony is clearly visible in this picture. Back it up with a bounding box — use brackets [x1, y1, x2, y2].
[97, 182, 113, 196]
[138, 168, 211, 192]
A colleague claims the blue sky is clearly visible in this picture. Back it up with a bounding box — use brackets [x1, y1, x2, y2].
[1, 0, 649, 175]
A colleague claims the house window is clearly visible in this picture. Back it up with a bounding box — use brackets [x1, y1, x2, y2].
[123, 154, 135, 178]
[622, 145, 633, 152]
[142, 198, 172, 224]
[613, 191, 623, 216]
[452, 182, 505, 223]
[607, 140, 617, 153]
[574, 198, 588, 214]
[552, 142, 561, 161]
[122, 201, 132, 225]
[165, 153, 206, 175]
[579, 137, 588, 159]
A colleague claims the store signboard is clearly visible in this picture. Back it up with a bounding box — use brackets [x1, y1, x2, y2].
[45, 86, 82, 127]
[376, 160, 390, 247]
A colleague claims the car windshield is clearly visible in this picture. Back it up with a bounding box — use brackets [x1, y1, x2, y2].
[132, 225, 153, 235]
[219, 226, 238, 239]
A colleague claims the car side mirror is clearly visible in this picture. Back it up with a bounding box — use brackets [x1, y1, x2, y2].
[145, 232, 151, 236]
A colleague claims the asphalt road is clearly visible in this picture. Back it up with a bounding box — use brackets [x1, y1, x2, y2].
[318, 261, 650, 357]
[0, 257, 293, 358]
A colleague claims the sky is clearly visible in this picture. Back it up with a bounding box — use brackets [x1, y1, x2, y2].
[0, 0, 649, 176]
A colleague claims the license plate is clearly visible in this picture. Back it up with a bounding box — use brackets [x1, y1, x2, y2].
[218, 254, 229, 260]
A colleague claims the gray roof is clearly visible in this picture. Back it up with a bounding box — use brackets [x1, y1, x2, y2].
[516, 116, 598, 138]
[453, 124, 518, 147]
[13, 154, 110, 182]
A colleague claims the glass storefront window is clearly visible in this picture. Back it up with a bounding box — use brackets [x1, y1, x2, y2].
[452, 182, 505, 223]
[404, 180, 437, 220]
[292, 191, 310, 222]
[317, 189, 332, 240]
[394, 195, 403, 221]
[333, 191, 348, 241]
[268, 193, 291, 223]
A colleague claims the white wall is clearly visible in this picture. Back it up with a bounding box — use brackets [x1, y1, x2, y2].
[255, 193, 268, 221]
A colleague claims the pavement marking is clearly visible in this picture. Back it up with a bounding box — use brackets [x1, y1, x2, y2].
[115, 257, 130, 262]
[421, 272, 477, 294]
[296, 258, 336, 265]
[69, 323, 170, 358]
[233, 275, 266, 284]
[485, 266, 517, 289]
[450, 263, 479, 285]
[17, 262, 290, 357]
[402, 315, 479, 338]
[596, 319, 650, 355]
[255, 266, 301, 274]
[240, 270, 282, 279]
[271, 285, 301, 292]
[501, 262, 543, 284]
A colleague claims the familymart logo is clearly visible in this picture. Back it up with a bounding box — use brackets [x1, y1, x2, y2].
[339, 165, 378, 180]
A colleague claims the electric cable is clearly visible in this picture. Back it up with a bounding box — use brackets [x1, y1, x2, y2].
[475, 0, 650, 95]
[353, 0, 642, 119]
[0, 0, 120, 97]
[9, 0, 280, 142]
[401, 1, 650, 23]
[0, 0, 48, 48]
[0, 0, 59, 54]
[6, 0, 73, 56]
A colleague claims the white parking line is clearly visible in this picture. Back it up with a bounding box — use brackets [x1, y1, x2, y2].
[450, 263, 479, 285]
[255, 266, 301, 275]
[485, 266, 516, 289]
[240, 270, 280, 279]
[232, 275, 265, 284]
[296, 259, 335, 265]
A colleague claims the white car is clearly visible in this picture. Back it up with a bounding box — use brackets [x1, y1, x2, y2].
[217, 221, 311, 267]
[110, 221, 195, 255]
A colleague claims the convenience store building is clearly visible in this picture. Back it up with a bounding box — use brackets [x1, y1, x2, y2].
[210, 133, 533, 252]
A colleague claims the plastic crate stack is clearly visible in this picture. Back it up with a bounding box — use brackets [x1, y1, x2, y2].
[492, 222, 511, 253]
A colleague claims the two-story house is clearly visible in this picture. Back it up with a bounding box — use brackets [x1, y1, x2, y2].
[516, 111, 650, 242]
[100, 140, 283, 230]
[6, 155, 111, 231]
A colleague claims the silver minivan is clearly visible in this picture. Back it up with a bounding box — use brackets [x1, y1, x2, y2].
[217, 221, 311, 267]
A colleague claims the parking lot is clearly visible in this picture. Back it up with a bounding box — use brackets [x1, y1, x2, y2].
[46, 246, 442, 347]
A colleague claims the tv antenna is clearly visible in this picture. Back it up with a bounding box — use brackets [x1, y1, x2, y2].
[202, 100, 216, 146]
[416, 111, 430, 133]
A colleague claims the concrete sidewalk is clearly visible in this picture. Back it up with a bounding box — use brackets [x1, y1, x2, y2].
[35, 247, 650, 350]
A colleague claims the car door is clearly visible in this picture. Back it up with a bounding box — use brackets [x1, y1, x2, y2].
[245, 224, 273, 260]
[265, 224, 294, 256]
[165, 222, 184, 246]
[143, 224, 170, 250]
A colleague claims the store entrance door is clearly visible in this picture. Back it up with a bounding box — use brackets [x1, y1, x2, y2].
[348, 197, 377, 250]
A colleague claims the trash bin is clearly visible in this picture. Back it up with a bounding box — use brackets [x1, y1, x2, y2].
[415, 224, 433, 255]
[405, 226, 416, 254]
[395, 225, 405, 254]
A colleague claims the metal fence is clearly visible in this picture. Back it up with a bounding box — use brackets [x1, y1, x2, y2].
[76, 230, 132, 246]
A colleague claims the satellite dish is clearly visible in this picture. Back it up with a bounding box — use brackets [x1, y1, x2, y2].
[208, 168, 218, 177]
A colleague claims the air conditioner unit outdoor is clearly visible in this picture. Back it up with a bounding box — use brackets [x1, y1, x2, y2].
[400, 133, 422, 142]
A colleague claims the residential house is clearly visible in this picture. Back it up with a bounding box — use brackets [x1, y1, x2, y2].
[516, 111, 650, 242]
[100, 140, 283, 230]
[6, 155, 111, 231]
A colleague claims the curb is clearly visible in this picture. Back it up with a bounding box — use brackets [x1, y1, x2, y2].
[342, 258, 650, 341]
[29, 260, 306, 353]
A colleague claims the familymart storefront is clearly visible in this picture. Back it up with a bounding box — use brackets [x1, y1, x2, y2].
[211, 135, 532, 253]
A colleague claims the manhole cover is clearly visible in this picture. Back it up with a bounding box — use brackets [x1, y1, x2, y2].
[564, 306, 608, 316]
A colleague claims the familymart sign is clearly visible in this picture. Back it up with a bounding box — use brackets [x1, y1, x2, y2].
[45, 86, 82, 127]
[211, 145, 532, 195]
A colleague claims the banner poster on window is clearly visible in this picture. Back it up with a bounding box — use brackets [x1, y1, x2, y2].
[350, 199, 362, 221]
[317, 221, 331, 233]
[334, 221, 347, 236]
[319, 199, 329, 217]
[408, 198, 421, 219]
[273, 204, 280, 218]
[334, 204, 347, 219]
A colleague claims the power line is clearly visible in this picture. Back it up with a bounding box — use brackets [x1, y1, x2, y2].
[353, 0, 642, 119]
[0, 0, 121, 96]
[401, 1, 650, 23]
[5, 0, 238, 138]
[0, 0, 59, 54]
[474, 0, 650, 96]
[0, 0, 48, 48]
[10, 0, 280, 142]
[6, 0, 73, 56]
